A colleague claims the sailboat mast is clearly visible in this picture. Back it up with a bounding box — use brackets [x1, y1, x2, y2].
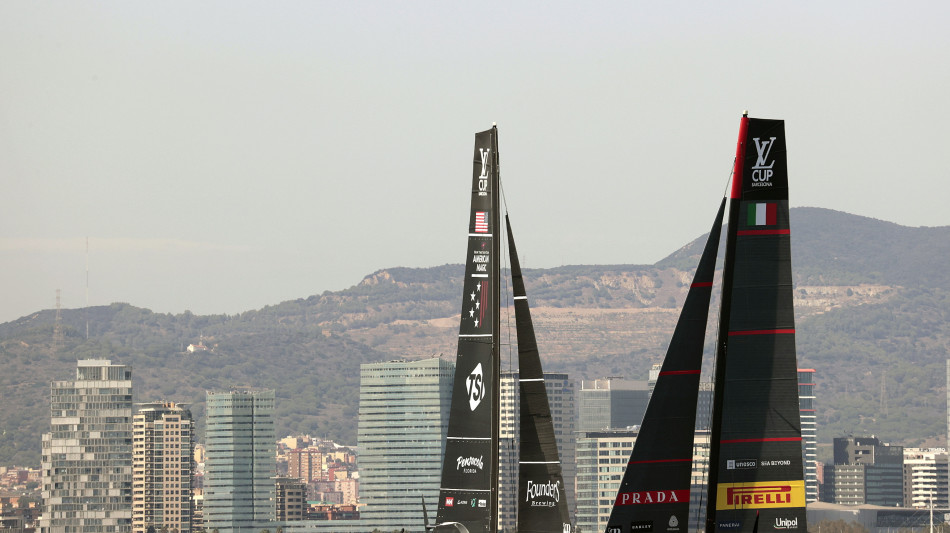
[705, 113, 806, 533]
[434, 125, 502, 533]
[705, 112, 749, 530]
[490, 125, 501, 533]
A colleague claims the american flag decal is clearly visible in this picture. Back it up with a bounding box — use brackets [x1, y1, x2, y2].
[475, 211, 489, 233]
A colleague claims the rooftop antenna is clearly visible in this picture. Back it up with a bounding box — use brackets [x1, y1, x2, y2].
[53, 289, 64, 350]
[85, 237, 89, 340]
[880, 370, 888, 416]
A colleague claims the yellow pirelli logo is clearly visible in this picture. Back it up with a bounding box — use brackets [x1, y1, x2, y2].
[716, 480, 805, 510]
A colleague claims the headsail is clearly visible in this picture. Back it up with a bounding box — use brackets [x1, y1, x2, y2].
[604, 199, 726, 533]
[507, 215, 573, 533]
[435, 127, 502, 533]
[706, 116, 806, 532]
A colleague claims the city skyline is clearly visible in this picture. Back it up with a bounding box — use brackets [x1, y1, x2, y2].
[17, 355, 950, 531]
[3, 2, 950, 322]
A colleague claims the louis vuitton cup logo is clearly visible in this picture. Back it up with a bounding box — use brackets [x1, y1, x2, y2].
[467, 363, 486, 411]
[478, 148, 491, 193]
[751, 137, 777, 186]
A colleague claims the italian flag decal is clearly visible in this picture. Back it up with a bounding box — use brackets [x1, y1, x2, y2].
[747, 203, 777, 226]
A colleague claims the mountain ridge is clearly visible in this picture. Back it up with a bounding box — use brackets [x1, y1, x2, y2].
[1, 207, 948, 465]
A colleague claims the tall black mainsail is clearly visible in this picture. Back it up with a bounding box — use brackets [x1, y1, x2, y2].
[435, 126, 502, 533]
[507, 215, 572, 533]
[604, 199, 725, 533]
[604, 114, 806, 533]
[706, 115, 806, 532]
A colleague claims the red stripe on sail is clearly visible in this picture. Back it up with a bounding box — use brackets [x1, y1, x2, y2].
[766, 202, 777, 225]
[728, 329, 795, 336]
[480, 280, 488, 324]
[731, 115, 750, 199]
[659, 370, 701, 376]
[721, 437, 802, 444]
[691, 281, 713, 288]
[737, 229, 790, 236]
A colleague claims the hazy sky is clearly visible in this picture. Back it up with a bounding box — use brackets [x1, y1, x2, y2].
[2, 2, 948, 323]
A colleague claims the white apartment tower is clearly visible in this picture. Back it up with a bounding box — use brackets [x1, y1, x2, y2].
[799, 368, 819, 502]
[575, 430, 711, 533]
[903, 448, 949, 509]
[41, 359, 134, 533]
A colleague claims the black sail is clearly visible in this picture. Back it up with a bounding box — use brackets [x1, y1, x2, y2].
[507, 216, 572, 533]
[604, 199, 726, 533]
[706, 116, 807, 533]
[436, 127, 501, 533]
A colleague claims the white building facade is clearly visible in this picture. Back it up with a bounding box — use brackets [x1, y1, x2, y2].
[41, 359, 134, 533]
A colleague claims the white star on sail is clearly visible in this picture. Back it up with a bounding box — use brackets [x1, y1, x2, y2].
[474, 318, 479, 327]
[475, 301, 480, 310]
[469, 309, 474, 318]
[470, 291, 476, 301]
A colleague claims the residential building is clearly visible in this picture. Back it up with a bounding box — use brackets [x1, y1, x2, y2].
[357, 358, 453, 532]
[336, 478, 359, 506]
[132, 402, 195, 533]
[276, 477, 306, 521]
[902, 448, 948, 509]
[575, 429, 711, 533]
[575, 429, 636, 533]
[288, 448, 323, 483]
[498, 371, 575, 532]
[41, 359, 134, 533]
[203, 389, 276, 532]
[799, 368, 819, 502]
[0, 496, 40, 531]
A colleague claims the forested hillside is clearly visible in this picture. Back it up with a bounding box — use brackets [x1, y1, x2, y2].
[2, 208, 949, 465]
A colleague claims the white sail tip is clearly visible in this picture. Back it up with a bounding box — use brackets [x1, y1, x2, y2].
[742, 110, 749, 116]
[492, 122, 497, 126]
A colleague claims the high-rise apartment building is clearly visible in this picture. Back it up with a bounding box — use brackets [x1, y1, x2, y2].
[574, 429, 710, 533]
[288, 448, 323, 483]
[799, 368, 818, 502]
[902, 448, 949, 509]
[203, 389, 276, 532]
[275, 477, 306, 521]
[575, 429, 636, 533]
[41, 359, 134, 533]
[132, 402, 194, 533]
[358, 358, 453, 532]
[577, 379, 650, 432]
[498, 371, 575, 532]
